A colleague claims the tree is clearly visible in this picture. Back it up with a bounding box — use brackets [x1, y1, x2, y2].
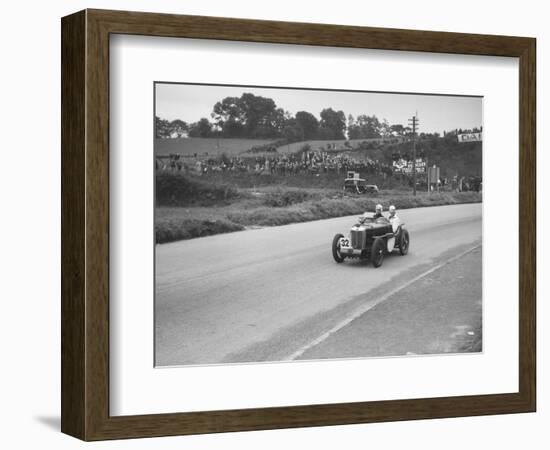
[239, 93, 278, 136]
[155, 116, 172, 138]
[281, 118, 304, 143]
[348, 114, 382, 139]
[380, 118, 391, 137]
[390, 124, 405, 136]
[320, 108, 346, 139]
[211, 96, 245, 137]
[295, 111, 319, 140]
[188, 118, 213, 137]
[170, 119, 188, 137]
[347, 114, 356, 135]
[317, 126, 335, 140]
[254, 107, 287, 138]
[212, 97, 243, 126]
[212, 93, 284, 138]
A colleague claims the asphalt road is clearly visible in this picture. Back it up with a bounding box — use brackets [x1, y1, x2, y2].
[299, 246, 482, 360]
[155, 203, 482, 366]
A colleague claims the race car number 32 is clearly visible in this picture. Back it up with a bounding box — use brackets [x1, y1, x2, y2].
[340, 238, 350, 248]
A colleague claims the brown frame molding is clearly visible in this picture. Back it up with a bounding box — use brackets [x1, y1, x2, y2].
[61, 9, 536, 441]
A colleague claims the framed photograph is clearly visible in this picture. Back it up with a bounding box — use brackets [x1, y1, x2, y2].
[61, 9, 536, 440]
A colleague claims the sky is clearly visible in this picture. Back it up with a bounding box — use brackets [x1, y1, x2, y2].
[155, 83, 482, 135]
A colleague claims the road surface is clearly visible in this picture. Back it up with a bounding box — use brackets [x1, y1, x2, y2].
[155, 203, 482, 366]
[299, 246, 482, 360]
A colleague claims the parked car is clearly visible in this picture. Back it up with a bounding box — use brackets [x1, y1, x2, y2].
[343, 172, 379, 194]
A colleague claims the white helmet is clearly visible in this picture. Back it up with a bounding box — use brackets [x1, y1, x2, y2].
[375, 204, 383, 212]
[389, 205, 396, 213]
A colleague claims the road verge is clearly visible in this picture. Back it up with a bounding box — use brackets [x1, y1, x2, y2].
[156, 190, 482, 243]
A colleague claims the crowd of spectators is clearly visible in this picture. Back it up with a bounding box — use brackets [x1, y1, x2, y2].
[156, 150, 393, 177]
[452, 175, 482, 192]
[155, 150, 481, 192]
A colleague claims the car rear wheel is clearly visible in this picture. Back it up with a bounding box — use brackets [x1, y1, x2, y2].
[371, 237, 385, 268]
[332, 233, 345, 263]
[399, 229, 410, 255]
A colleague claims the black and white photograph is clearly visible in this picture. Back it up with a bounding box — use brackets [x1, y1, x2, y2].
[1, 0, 544, 445]
[154, 82, 483, 367]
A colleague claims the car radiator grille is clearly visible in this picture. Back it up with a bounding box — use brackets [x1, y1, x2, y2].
[350, 230, 365, 249]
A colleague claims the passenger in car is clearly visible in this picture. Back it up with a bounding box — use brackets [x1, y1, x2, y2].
[388, 205, 401, 232]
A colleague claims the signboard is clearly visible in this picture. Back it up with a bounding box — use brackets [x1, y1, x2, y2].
[457, 132, 482, 143]
[392, 158, 426, 174]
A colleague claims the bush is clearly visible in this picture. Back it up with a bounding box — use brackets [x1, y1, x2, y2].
[262, 188, 318, 207]
[155, 218, 244, 243]
[156, 172, 238, 206]
[246, 139, 287, 153]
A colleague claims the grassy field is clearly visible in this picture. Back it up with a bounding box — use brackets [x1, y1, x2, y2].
[154, 137, 391, 158]
[276, 137, 403, 154]
[155, 176, 482, 243]
[155, 137, 276, 157]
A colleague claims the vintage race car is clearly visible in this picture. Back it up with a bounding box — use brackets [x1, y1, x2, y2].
[332, 215, 410, 267]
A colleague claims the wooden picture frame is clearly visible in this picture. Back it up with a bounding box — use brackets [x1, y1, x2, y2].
[61, 9, 536, 441]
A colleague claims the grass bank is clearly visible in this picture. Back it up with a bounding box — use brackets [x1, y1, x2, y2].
[156, 190, 481, 244]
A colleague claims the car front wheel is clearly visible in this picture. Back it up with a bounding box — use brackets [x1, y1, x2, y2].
[332, 233, 345, 263]
[371, 237, 385, 268]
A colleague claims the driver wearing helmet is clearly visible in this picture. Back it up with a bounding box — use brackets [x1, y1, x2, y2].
[373, 203, 384, 219]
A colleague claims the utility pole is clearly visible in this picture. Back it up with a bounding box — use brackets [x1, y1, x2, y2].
[408, 114, 419, 196]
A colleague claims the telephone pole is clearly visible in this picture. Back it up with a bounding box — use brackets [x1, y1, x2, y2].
[408, 114, 419, 196]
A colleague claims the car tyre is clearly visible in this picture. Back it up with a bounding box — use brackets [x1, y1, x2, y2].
[332, 233, 345, 263]
[399, 229, 410, 255]
[371, 237, 385, 268]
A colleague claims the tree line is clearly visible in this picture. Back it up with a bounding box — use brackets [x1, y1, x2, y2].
[156, 92, 422, 142]
[155, 93, 349, 140]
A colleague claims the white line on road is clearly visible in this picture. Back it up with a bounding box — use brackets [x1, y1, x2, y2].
[285, 244, 482, 361]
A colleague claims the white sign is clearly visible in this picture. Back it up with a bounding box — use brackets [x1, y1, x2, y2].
[458, 132, 482, 142]
[393, 158, 426, 174]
